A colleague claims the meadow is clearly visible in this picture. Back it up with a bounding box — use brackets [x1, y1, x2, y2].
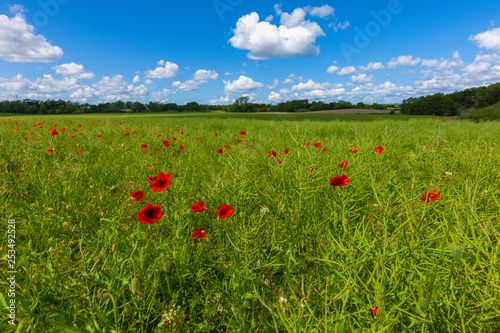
[1, 112, 499, 332]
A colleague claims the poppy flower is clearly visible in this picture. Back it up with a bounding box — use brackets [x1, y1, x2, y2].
[190, 201, 208, 213]
[339, 161, 349, 168]
[218, 148, 224, 154]
[73, 128, 76, 131]
[191, 228, 207, 240]
[97, 134, 102, 138]
[124, 133, 129, 136]
[179, 145, 184, 150]
[130, 190, 144, 202]
[148, 172, 172, 192]
[155, 148, 160, 151]
[350, 148, 358, 154]
[330, 175, 349, 187]
[310, 167, 315, 173]
[163, 140, 170, 147]
[284, 149, 289, 154]
[71, 135, 75, 139]
[78, 125, 82, 128]
[181, 131, 184, 135]
[323, 148, 328, 152]
[61, 128, 66, 132]
[119, 122, 122, 125]
[138, 203, 164, 224]
[173, 137, 177, 141]
[47, 148, 54, 153]
[277, 159, 283, 164]
[51, 129, 58, 136]
[269, 151, 277, 158]
[225, 145, 231, 150]
[24, 136, 28, 140]
[240, 131, 246, 135]
[141, 144, 148, 149]
[215, 133, 218, 136]
[375, 146, 384, 154]
[305, 142, 310, 147]
[420, 190, 440, 203]
[237, 139, 241, 143]
[314, 142, 322, 148]
[215, 204, 233, 221]
[371, 306, 379, 316]
[76, 150, 84, 154]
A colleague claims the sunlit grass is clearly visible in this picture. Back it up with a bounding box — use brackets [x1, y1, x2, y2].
[1, 114, 499, 332]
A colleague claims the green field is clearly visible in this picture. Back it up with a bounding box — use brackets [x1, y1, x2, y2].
[1, 113, 500, 332]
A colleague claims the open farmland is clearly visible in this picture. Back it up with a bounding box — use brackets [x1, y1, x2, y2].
[1, 113, 500, 332]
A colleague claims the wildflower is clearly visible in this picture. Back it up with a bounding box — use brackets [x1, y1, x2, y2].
[371, 306, 379, 316]
[130, 191, 145, 202]
[138, 203, 164, 224]
[420, 190, 440, 203]
[269, 151, 277, 158]
[215, 204, 233, 221]
[124, 133, 129, 136]
[148, 172, 172, 192]
[339, 161, 349, 168]
[375, 146, 384, 154]
[330, 175, 349, 187]
[163, 140, 170, 147]
[313, 142, 322, 148]
[218, 148, 224, 154]
[179, 145, 184, 150]
[225, 145, 231, 150]
[47, 148, 54, 153]
[350, 148, 358, 154]
[305, 142, 310, 147]
[97, 134, 102, 138]
[51, 128, 58, 136]
[240, 131, 246, 135]
[190, 201, 208, 213]
[141, 144, 148, 149]
[284, 148, 289, 154]
[192, 228, 207, 240]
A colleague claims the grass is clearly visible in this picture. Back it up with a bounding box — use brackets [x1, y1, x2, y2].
[1, 113, 499, 332]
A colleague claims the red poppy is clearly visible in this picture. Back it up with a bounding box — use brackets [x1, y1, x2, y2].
[119, 122, 122, 125]
[277, 159, 283, 164]
[215, 204, 233, 221]
[51, 128, 58, 136]
[191, 228, 207, 240]
[148, 172, 172, 192]
[138, 203, 164, 224]
[305, 142, 310, 147]
[47, 148, 54, 153]
[78, 125, 82, 128]
[173, 137, 177, 141]
[71, 135, 75, 139]
[24, 136, 28, 140]
[141, 144, 148, 149]
[190, 201, 208, 213]
[76, 150, 84, 154]
[269, 151, 277, 158]
[163, 140, 170, 147]
[420, 190, 440, 203]
[73, 128, 76, 131]
[330, 175, 349, 187]
[271, 135, 273, 138]
[350, 148, 358, 154]
[371, 306, 379, 316]
[237, 139, 241, 143]
[155, 148, 160, 151]
[225, 145, 231, 150]
[310, 167, 315, 173]
[215, 133, 218, 136]
[339, 161, 349, 168]
[197, 137, 202, 141]
[284, 149, 289, 154]
[375, 146, 384, 154]
[61, 128, 66, 132]
[130, 190, 144, 202]
[240, 131, 246, 135]
[314, 142, 322, 148]
[179, 145, 184, 150]
[218, 148, 224, 154]
[124, 133, 129, 136]
[97, 134, 102, 138]
[323, 148, 328, 152]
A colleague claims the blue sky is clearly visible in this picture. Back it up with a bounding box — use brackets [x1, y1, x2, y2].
[0, 0, 499, 105]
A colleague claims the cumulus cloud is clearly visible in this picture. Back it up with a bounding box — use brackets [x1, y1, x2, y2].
[326, 65, 339, 74]
[351, 74, 376, 84]
[305, 5, 334, 18]
[0, 11, 63, 63]
[92, 75, 149, 101]
[0, 74, 80, 93]
[172, 80, 199, 91]
[144, 61, 179, 79]
[267, 91, 282, 102]
[133, 75, 141, 83]
[52, 62, 95, 79]
[291, 79, 342, 91]
[387, 55, 421, 68]
[193, 69, 219, 82]
[420, 51, 464, 70]
[469, 27, 500, 53]
[228, 6, 325, 59]
[223, 75, 264, 94]
[337, 66, 357, 76]
[359, 62, 385, 71]
[145, 79, 154, 85]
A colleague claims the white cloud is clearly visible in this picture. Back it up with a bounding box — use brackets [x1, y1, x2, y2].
[69, 87, 97, 102]
[291, 79, 341, 91]
[326, 65, 339, 74]
[420, 51, 464, 70]
[268, 91, 282, 102]
[172, 80, 199, 91]
[337, 66, 357, 76]
[145, 79, 154, 85]
[223, 75, 264, 94]
[387, 55, 421, 68]
[91, 75, 149, 101]
[0, 11, 63, 63]
[144, 61, 179, 79]
[133, 75, 141, 83]
[225, 72, 232, 76]
[193, 69, 218, 82]
[283, 78, 294, 84]
[267, 79, 279, 89]
[265, 15, 273, 22]
[150, 88, 173, 103]
[469, 27, 500, 53]
[52, 62, 95, 79]
[359, 62, 385, 71]
[306, 5, 334, 18]
[228, 6, 325, 59]
[351, 74, 376, 84]
[328, 19, 350, 32]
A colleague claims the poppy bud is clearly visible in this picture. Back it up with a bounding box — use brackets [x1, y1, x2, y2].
[130, 278, 140, 296]
[451, 245, 463, 262]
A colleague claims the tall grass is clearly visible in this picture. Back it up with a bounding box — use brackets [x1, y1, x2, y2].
[1, 114, 499, 332]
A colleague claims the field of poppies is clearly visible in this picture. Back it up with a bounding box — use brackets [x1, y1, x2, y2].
[1, 113, 500, 332]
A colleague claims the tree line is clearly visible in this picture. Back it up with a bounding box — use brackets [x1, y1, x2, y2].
[400, 82, 500, 116]
[0, 97, 393, 115]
